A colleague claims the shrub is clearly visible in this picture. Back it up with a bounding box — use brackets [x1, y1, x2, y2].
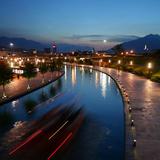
[151, 71, 160, 82]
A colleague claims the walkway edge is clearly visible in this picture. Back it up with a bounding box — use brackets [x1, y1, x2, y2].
[0, 71, 64, 106]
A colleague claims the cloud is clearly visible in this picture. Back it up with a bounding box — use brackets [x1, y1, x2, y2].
[64, 34, 139, 43]
[107, 35, 139, 43]
[61, 34, 140, 50]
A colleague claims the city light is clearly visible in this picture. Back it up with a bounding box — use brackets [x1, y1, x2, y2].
[147, 62, 152, 69]
[118, 60, 121, 65]
[130, 61, 133, 66]
[10, 62, 14, 68]
[99, 59, 103, 63]
[108, 59, 111, 63]
[130, 50, 134, 54]
[103, 40, 107, 43]
[10, 43, 14, 47]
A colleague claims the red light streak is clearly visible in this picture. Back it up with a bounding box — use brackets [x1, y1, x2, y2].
[9, 130, 42, 155]
[47, 132, 72, 160]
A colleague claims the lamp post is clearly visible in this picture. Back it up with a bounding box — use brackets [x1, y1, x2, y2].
[9, 43, 14, 55]
[147, 62, 152, 76]
[108, 59, 111, 67]
[99, 59, 103, 66]
[129, 60, 133, 66]
[118, 60, 121, 70]
[117, 60, 121, 77]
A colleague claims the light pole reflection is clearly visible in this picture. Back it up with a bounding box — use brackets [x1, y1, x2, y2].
[95, 71, 99, 88]
[100, 72, 107, 98]
[71, 66, 76, 86]
[64, 65, 67, 80]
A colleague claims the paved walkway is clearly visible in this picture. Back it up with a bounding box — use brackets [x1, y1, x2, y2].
[94, 66, 160, 160]
[0, 71, 63, 104]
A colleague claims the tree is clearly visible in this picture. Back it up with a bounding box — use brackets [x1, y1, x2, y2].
[23, 62, 37, 90]
[39, 63, 48, 83]
[0, 61, 13, 99]
[49, 60, 56, 80]
[55, 58, 63, 71]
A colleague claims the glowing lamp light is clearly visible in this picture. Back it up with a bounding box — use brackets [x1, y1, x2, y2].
[108, 59, 111, 63]
[10, 43, 14, 47]
[14, 58, 17, 62]
[118, 60, 121, 65]
[147, 62, 152, 69]
[133, 139, 137, 147]
[130, 61, 133, 66]
[103, 39, 107, 43]
[19, 61, 22, 66]
[10, 62, 14, 68]
[99, 59, 103, 63]
[130, 50, 134, 54]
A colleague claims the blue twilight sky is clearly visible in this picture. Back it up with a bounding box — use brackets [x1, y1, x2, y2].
[0, 0, 160, 49]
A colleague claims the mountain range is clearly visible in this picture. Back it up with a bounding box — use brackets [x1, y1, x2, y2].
[0, 34, 160, 53]
[108, 34, 160, 54]
[0, 36, 92, 52]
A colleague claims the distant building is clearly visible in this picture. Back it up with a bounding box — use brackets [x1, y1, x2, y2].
[52, 42, 57, 54]
[44, 48, 51, 54]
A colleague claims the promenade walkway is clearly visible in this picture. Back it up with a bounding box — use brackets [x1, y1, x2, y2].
[0, 71, 63, 104]
[94, 66, 160, 160]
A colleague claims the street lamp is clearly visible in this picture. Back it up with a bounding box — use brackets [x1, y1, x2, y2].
[108, 59, 111, 63]
[103, 40, 107, 43]
[130, 50, 134, 54]
[9, 43, 14, 55]
[118, 60, 121, 65]
[147, 62, 152, 76]
[10, 42, 14, 47]
[147, 62, 152, 69]
[129, 60, 133, 66]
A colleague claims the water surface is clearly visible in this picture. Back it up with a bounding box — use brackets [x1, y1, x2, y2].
[0, 65, 124, 160]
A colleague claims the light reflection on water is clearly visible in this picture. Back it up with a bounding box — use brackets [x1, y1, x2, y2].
[100, 72, 107, 98]
[0, 65, 124, 160]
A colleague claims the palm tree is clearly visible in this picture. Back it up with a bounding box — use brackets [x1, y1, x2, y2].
[23, 62, 37, 90]
[39, 63, 48, 83]
[0, 61, 13, 99]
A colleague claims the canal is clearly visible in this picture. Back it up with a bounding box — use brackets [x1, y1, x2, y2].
[0, 65, 124, 160]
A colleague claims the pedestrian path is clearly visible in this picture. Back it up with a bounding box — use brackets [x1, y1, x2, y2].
[0, 71, 63, 104]
[94, 66, 160, 160]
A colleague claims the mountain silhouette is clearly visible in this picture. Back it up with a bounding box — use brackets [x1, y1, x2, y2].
[108, 34, 160, 54]
[0, 36, 92, 52]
